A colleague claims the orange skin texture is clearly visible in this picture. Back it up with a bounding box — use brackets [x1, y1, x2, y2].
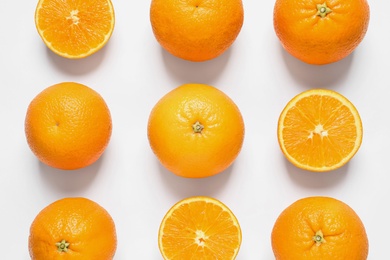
[35, 0, 115, 59]
[271, 197, 369, 260]
[147, 83, 245, 178]
[28, 197, 117, 260]
[25, 82, 112, 170]
[150, 0, 244, 62]
[273, 0, 370, 65]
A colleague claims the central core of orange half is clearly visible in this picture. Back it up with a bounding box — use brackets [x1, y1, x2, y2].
[67, 10, 80, 25]
[308, 124, 328, 139]
[195, 230, 208, 247]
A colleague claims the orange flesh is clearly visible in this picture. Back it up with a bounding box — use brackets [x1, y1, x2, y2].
[159, 197, 241, 259]
[278, 90, 362, 171]
[35, 0, 115, 58]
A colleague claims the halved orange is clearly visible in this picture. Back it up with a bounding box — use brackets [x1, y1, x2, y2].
[35, 0, 115, 59]
[158, 196, 242, 259]
[277, 89, 363, 172]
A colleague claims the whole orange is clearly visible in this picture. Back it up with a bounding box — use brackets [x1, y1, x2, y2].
[25, 82, 112, 170]
[28, 197, 117, 259]
[271, 196, 369, 259]
[147, 83, 245, 178]
[273, 0, 370, 65]
[150, 0, 244, 62]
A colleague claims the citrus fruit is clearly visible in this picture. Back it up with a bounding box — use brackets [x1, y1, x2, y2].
[35, 0, 115, 59]
[150, 0, 244, 62]
[277, 89, 362, 172]
[28, 197, 117, 259]
[147, 83, 245, 178]
[271, 196, 369, 259]
[273, 0, 370, 65]
[25, 82, 112, 170]
[159, 196, 242, 259]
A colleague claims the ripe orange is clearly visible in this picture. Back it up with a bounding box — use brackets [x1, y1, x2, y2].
[273, 0, 370, 65]
[147, 83, 245, 178]
[35, 0, 115, 59]
[158, 196, 242, 259]
[29, 197, 117, 259]
[271, 196, 369, 259]
[150, 0, 244, 62]
[277, 89, 362, 172]
[25, 82, 112, 170]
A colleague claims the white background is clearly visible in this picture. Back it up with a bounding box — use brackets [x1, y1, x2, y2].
[0, 0, 386, 259]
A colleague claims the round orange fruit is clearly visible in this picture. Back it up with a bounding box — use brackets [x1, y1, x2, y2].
[25, 82, 112, 170]
[147, 83, 245, 178]
[271, 196, 369, 259]
[273, 0, 370, 65]
[277, 89, 362, 172]
[150, 0, 244, 62]
[28, 197, 117, 259]
[35, 0, 115, 59]
[159, 196, 242, 259]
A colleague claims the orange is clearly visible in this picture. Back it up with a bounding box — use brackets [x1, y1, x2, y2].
[277, 89, 362, 172]
[28, 197, 117, 259]
[25, 82, 112, 170]
[158, 196, 242, 259]
[147, 83, 245, 178]
[35, 0, 115, 59]
[273, 0, 370, 65]
[150, 0, 244, 62]
[271, 196, 369, 259]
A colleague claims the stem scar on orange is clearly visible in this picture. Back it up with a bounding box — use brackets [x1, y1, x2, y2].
[28, 197, 117, 259]
[150, 0, 244, 62]
[277, 89, 363, 172]
[35, 0, 115, 59]
[158, 196, 242, 259]
[273, 0, 370, 65]
[147, 83, 245, 178]
[271, 196, 369, 259]
[25, 82, 112, 170]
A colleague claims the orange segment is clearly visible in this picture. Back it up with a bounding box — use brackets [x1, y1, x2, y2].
[277, 89, 363, 172]
[158, 196, 242, 259]
[35, 0, 115, 59]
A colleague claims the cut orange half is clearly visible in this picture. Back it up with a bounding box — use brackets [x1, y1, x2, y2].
[35, 0, 115, 59]
[158, 196, 242, 259]
[277, 89, 363, 172]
